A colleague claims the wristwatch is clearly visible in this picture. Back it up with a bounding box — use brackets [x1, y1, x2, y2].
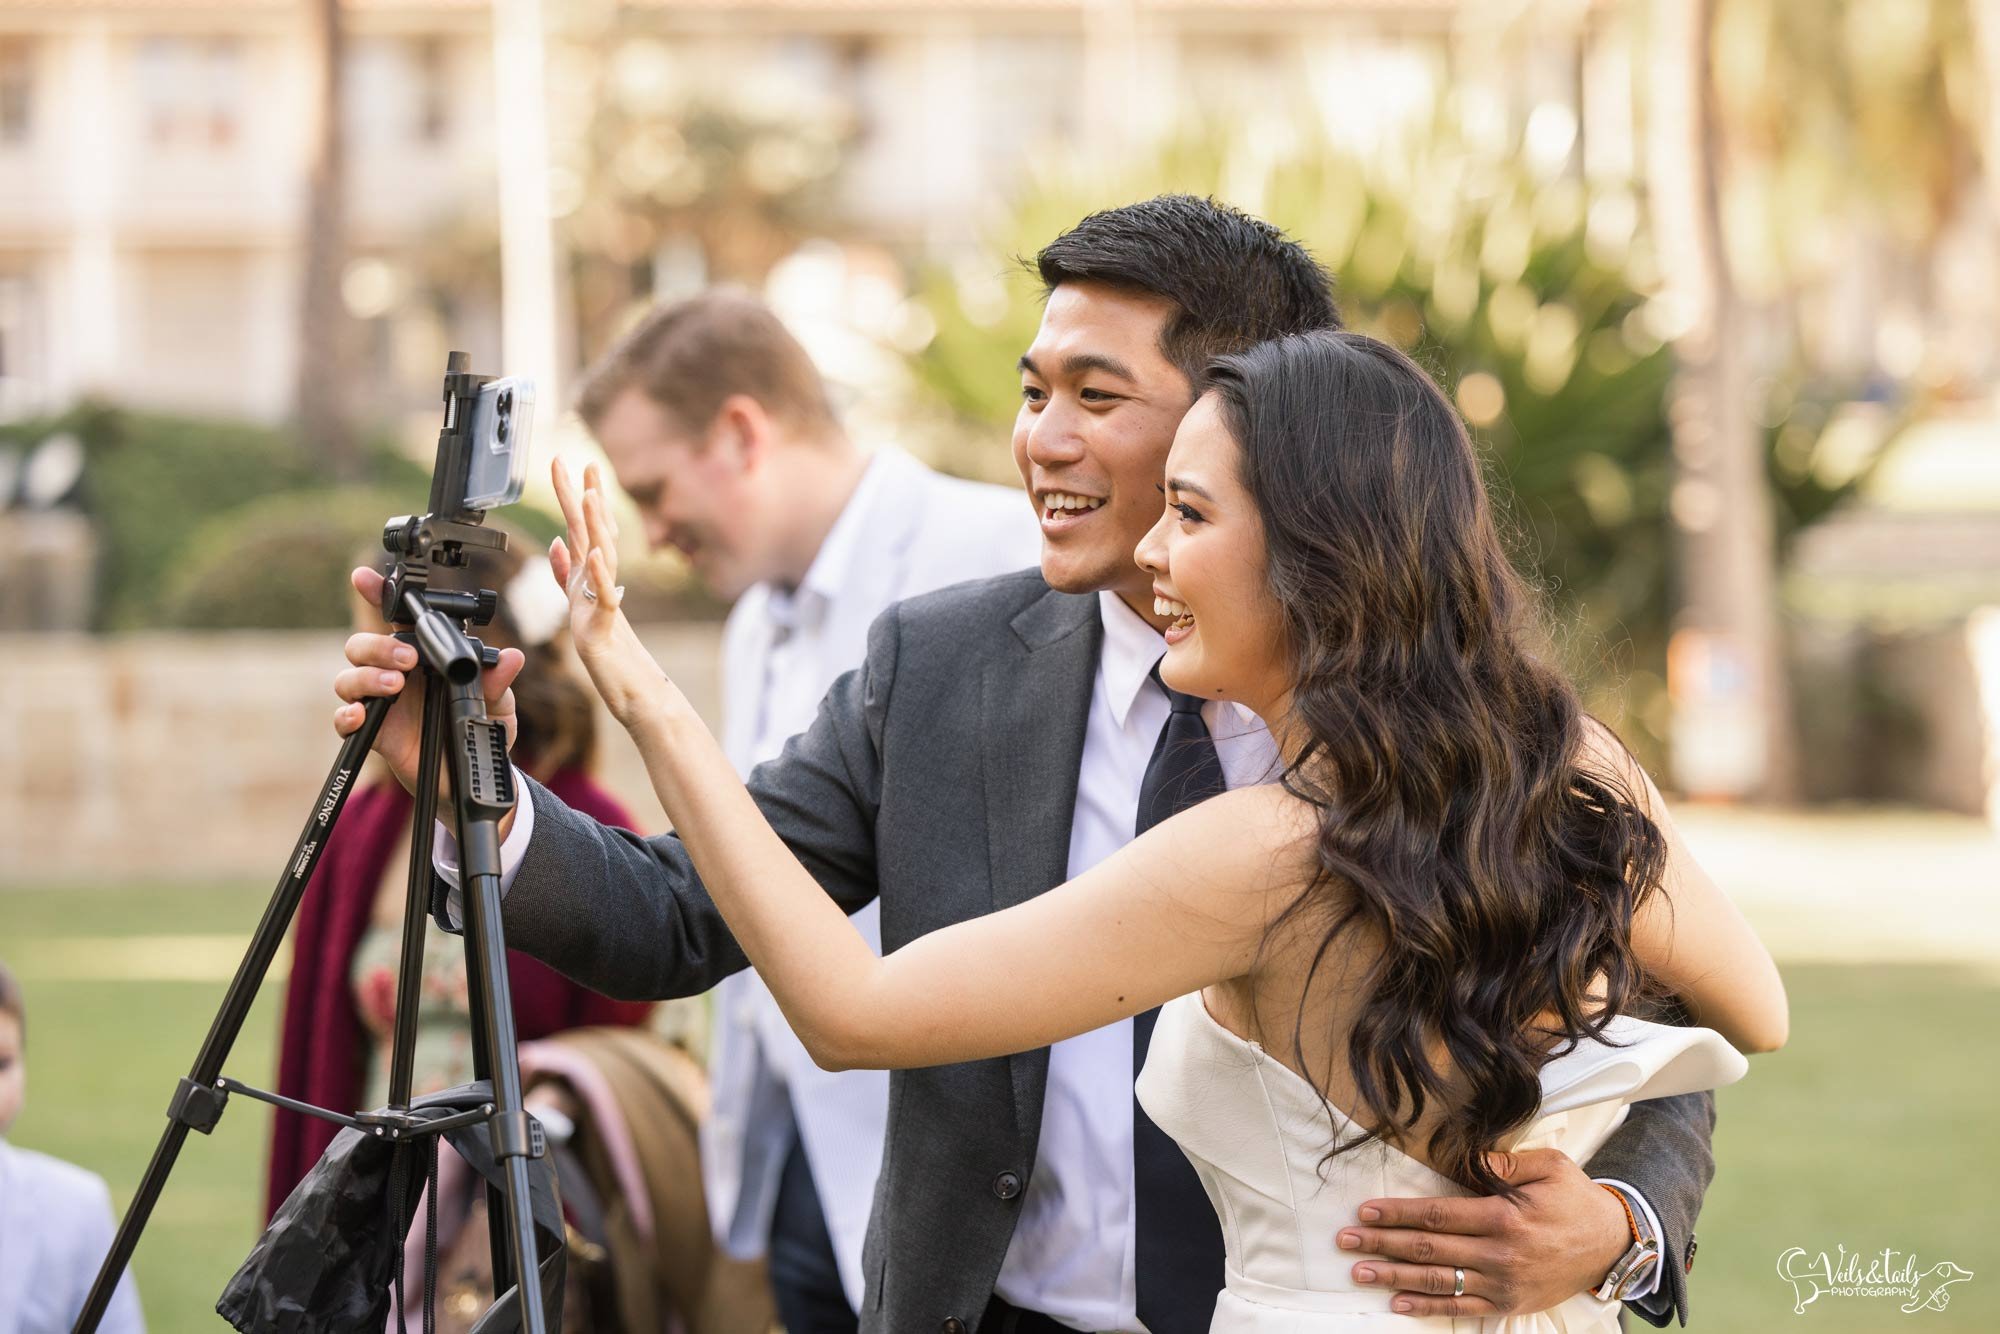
[1593, 1183, 1661, 1302]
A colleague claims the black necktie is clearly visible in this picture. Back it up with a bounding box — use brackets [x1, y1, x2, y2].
[1133, 659, 1228, 1332]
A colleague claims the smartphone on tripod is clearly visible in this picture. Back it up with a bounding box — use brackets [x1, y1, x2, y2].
[463, 376, 535, 511]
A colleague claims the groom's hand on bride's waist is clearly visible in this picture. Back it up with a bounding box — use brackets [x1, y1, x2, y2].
[1334, 1148, 1631, 1319]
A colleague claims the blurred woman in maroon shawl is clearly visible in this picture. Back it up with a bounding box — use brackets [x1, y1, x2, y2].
[266, 538, 652, 1220]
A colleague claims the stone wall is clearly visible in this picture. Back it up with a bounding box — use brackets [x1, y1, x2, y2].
[0, 626, 726, 884]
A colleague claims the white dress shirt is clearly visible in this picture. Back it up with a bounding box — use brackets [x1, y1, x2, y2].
[993, 591, 1278, 1333]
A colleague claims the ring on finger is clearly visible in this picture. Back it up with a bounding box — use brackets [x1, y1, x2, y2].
[583, 588, 598, 602]
[1453, 1267, 1466, 1298]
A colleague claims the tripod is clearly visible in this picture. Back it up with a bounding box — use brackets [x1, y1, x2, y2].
[73, 355, 551, 1334]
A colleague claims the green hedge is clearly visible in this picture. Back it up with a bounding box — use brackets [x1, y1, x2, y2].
[5, 406, 311, 628]
[0, 405, 569, 630]
[158, 488, 415, 629]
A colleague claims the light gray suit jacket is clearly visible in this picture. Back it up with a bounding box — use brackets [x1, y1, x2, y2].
[502, 569, 1714, 1331]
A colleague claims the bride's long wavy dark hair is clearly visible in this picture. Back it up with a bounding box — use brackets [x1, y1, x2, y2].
[1206, 329, 1669, 1197]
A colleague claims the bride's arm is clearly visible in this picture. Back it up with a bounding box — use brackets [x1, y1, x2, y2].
[1581, 721, 1789, 1053]
[551, 462, 1295, 1070]
[637, 698, 1296, 1068]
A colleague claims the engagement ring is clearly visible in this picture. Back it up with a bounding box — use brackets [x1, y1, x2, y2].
[583, 588, 597, 601]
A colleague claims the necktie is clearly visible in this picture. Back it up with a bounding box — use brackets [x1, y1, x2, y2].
[1133, 659, 1228, 1332]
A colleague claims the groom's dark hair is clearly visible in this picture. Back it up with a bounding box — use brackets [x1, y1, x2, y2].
[1034, 195, 1342, 388]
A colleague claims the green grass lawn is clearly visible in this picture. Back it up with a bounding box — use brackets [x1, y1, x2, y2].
[3, 883, 1996, 1332]
[2, 883, 286, 1329]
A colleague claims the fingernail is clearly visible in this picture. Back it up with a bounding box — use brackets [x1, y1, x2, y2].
[1338, 1232, 1360, 1250]
[395, 648, 417, 667]
[379, 672, 400, 689]
[1393, 1298, 1413, 1313]
[1354, 1265, 1376, 1282]
[1360, 1207, 1381, 1222]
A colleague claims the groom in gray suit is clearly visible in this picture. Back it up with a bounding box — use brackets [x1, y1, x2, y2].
[343, 196, 1715, 1332]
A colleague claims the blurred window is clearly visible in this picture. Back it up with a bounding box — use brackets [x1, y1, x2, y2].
[0, 38, 32, 144]
[345, 38, 397, 145]
[413, 37, 449, 143]
[977, 35, 1079, 147]
[832, 35, 878, 147]
[129, 248, 254, 411]
[137, 36, 244, 149]
[0, 272, 43, 422]
[1180, 33, 1292, 118]
[346, 36, 452, 146]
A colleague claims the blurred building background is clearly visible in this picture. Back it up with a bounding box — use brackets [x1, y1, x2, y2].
[0, 0, 1641, 422]
[1, 0, 1997, 858]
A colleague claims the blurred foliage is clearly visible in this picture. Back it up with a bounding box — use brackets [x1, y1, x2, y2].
[902, 121, 1880, 760]
[157, 488, 570, 631]
[3, 406, 331, 629]
[545, 22, 855, 359]
[1764, 378, 1909, 545]
[0, 407, 566, 630]
[161, 484, 572, 631]
[1712, 0, 1980, 325]
[80, 410, 428, 630]
[159, 487, 414, 630]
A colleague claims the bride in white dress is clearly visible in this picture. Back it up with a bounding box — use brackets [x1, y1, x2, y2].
[1138, 998, 1744, 1332]
[547, 328, 1788, 1332]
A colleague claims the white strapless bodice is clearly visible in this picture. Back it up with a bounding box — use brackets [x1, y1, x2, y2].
[1133, 993, 1747, 1333]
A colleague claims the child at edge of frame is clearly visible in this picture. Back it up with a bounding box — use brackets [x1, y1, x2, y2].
[0, 956, 145, 1334]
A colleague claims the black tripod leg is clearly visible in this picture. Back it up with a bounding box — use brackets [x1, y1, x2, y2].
[387, 669, 451, 1112]
[446, 675, 545, 1331]
[71, 697, 394, 1334]
[462, 899, 517, 1300]
[463, 866, 544, 1327]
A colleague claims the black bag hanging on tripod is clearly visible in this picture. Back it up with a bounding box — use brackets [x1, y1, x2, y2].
[218, 1082, 566, 1334]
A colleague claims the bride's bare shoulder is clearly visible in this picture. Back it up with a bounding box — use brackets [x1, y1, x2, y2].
[1180, 781, 1319, 833]
[1150, 783, 1325, 889]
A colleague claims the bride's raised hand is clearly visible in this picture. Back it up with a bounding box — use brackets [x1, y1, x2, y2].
[549, 459, 676, 728]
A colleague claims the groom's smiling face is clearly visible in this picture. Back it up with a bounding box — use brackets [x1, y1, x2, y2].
[1014, 280, 1194, 625]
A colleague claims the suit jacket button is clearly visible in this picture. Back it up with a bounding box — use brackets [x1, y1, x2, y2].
[1685, 1234, 1699, 1273]
[942, 1320, 967, 1334]
[992, 1170, 1022, 1200]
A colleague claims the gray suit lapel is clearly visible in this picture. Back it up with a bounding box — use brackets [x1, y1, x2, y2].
[981, 587, 1100, 1143]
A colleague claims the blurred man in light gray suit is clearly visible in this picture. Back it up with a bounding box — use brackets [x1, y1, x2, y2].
[569, 290, 1039, 1329]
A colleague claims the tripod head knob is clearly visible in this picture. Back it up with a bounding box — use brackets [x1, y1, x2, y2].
[474, 588, 500, 626]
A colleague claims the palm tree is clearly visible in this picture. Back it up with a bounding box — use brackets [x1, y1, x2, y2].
[1646, 0, 1794, 800]
[295, 0, 357, 478]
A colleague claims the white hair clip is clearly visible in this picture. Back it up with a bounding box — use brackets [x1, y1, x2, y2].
[507, 553, 572, 647]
